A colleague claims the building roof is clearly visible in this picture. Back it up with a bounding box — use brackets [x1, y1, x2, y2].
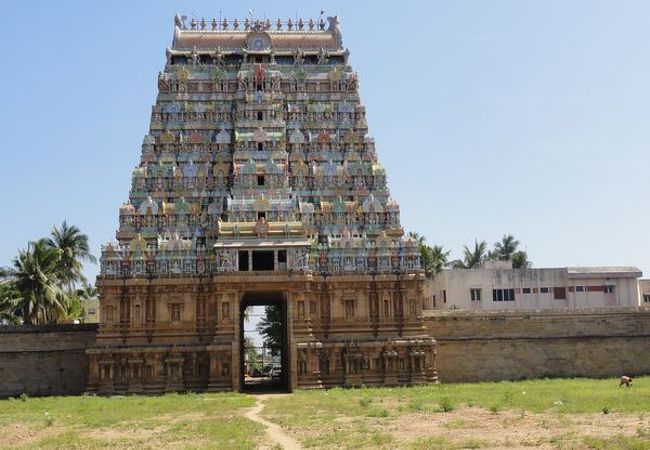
[567, 266, 642, 279]
[171, 14, 344, 51]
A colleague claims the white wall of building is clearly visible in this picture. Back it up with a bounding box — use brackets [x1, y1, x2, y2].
[429, 266, 641, 310]
[638, 279, 650, 306]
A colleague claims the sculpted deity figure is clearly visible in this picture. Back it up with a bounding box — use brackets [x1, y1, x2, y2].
[294, 47, 304, 65]
[317, 47, 329, 65]
[255, 216, 269, 238]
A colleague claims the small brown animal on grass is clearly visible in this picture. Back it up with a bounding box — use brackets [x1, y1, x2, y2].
[619, 376, 633, 387]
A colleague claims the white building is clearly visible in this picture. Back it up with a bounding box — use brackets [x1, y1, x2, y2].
[638, 279, 650, 306]
[429, 261, 641, 310]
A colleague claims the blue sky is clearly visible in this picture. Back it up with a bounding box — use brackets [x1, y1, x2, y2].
[1, 1, 649, 281]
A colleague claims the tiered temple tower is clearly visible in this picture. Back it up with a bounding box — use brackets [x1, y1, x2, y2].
[88, 14, 437, 393]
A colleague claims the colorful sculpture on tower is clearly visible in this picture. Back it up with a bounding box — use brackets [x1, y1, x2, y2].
[88, 14, 437, 393]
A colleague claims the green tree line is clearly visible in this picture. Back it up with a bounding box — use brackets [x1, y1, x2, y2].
[0, 222, 97, 325]
[408, 232, 532, 278]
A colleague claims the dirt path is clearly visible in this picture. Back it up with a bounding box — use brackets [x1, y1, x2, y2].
[245, 394, 302, 450]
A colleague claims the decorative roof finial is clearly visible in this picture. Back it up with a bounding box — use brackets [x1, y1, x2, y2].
[174, 13, 187, 30]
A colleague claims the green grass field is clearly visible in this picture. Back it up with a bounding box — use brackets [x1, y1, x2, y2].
[1, 377, 649, 449]
[0, 392, 262, 449]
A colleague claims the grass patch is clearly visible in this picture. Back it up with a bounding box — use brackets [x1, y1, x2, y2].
[583, 434, 650, 449]
[262, 377, 650, 448]
[0, 393, 260, 450]
[265, 376, 650, 423]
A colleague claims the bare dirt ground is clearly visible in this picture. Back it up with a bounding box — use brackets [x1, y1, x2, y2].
[389, 407, 648, 448]
[282, 406, 650, 449]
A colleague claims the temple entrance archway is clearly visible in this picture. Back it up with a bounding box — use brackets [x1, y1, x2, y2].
[239, 291, 290, 392]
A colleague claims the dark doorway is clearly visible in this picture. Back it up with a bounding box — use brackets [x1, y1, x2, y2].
[238, 251, 249, 271]
[252, 250, 274, 271]
[240, 291, 289, 392]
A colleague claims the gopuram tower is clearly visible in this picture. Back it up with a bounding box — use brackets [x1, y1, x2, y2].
[88, 14, 437, 393]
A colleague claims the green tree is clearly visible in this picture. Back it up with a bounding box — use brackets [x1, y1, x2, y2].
[256, 304, 283, 356]
[511, 250, 532, 269]
[0, 280, 21, 325]
[491, 234, 520, 261]
[5, 240, 69, 324]
[407, 232, 450, 277]
[244, 336, 262, 374]
[451, 239, 489, 269]
[46, 221, 96, 291]
[429, 245, 451, 276]
[407, 231, 426, 246]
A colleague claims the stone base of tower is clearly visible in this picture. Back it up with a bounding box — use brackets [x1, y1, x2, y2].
[87, 272, 438, 394]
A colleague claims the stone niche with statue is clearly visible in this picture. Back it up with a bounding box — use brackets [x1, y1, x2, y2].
[87, 13, 437, 394]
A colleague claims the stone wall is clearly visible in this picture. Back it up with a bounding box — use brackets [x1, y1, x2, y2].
[424, 308, 650, 382]
[3, 308, 650, 397]
[0, 324, 97, 397]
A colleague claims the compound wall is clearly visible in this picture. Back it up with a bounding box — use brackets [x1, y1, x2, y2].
[2, 309, 650, 397]
[0, 324, 97, 397]
[424, 308, 650, 382]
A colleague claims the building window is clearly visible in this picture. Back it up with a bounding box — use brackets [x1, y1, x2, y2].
[252, 250, 274, 271]
[492, 289, 515, 302]
[540, 287, 550, 294]
[442, 290, 447, 304]
[257, 142, 264, 151]
[345, 300, 355, 319]
[604, 285, 615, 294]
[522, 288, 531, 294]
[554, 287, 567, 300]
[470, 288, 482, 301]
[257, 111, 263, 121]
[257, 175, 265, 186]
[576, 286, 585, 292]
[238, 250, 249, 271]
[643, 294, 650, 303]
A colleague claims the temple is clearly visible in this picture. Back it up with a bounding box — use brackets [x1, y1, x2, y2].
[87, 14, 438, 393]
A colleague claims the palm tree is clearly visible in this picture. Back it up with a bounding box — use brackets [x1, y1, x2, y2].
[492, 234, 520, 261]
[0, 280, 21, 325]
[420, 244, 450, 277]
[511, 250, 532, 269]
[75, 283, 98, 301]
[5, 240, 68, 325]
[407, 232, 449, 278]
[430, 245, 451, 274]
[46, 221, 96, 290]
[407, 231, 426, 246]
[451, 240, 489, 269]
